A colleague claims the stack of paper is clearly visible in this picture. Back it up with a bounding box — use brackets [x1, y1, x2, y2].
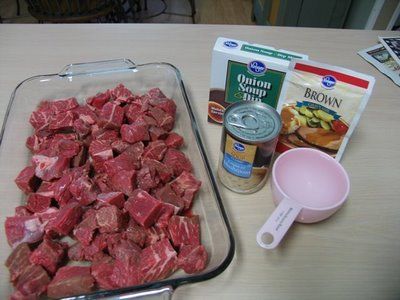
[358, 37, 400, 87]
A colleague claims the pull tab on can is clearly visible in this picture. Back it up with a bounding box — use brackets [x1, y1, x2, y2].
[228, 113, 260, 130]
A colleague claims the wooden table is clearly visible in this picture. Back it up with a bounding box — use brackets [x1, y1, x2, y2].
[0, 24, 399, 300]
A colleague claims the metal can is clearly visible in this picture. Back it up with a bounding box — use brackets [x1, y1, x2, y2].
[217, 102, 282, 194]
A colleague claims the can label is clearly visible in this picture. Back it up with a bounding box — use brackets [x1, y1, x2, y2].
[223, 135, 257, 178]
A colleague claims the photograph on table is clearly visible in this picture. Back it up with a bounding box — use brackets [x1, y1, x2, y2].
[358, 44, 400, 86]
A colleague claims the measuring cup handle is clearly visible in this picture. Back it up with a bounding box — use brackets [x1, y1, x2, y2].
[256, 198, 302, 249]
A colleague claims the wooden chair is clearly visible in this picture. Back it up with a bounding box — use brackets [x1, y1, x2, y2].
[24, 0, 125, 23]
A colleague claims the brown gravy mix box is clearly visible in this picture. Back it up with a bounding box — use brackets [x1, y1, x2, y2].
[208, 37, 308, 124]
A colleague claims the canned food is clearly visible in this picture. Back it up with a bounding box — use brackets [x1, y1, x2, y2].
[217, 102, 282, 193]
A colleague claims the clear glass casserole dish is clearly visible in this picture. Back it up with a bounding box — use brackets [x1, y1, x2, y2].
[0, 59, 235, 299]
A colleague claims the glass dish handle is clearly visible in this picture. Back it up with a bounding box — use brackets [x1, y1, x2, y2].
[58, 59, 136, 77]
[96, 286, 173, 300]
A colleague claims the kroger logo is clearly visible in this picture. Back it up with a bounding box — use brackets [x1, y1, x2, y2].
[233, 142, 245, 152]
[321, 75, 336, 89]
[223, 41, 239, 48]
[247, 61, 266, 75]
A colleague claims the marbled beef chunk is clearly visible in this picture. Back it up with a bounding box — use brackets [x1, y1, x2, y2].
[47, 266, 95, 298]
[29, 239, 66, 274]
[14, 166, 41, 194]
[178, 244, 208, 274]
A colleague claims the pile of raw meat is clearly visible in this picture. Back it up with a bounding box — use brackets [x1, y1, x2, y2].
[4, 84, 208, 299]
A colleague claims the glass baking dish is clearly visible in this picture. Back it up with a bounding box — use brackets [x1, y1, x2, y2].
[0, 59, 235, 299]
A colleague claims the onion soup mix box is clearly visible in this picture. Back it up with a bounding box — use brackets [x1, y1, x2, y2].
[208, 37, 308, 124]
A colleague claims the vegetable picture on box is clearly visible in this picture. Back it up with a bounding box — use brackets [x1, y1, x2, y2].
[276, 60, 375, 161]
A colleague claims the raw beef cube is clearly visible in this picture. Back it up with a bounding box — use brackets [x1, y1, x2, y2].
[5, 243, 32, 283]
[153, 99, 176, 117]
[89, 140, 114, 162]
[94, 173, 113, 193]
[35, 207, 59, 233]
[125, 102, 148, 124]
[47, 266, 95, 298]
[124, 141, 145, 164]
[137, 165, 158, 191]
[99, 102, 124, 129]
[142, 140, 167, 161]
[29, 106, 52, 132]
[15, 206, 32, 217]
[111, 139, 130, 154]
[143, 159, 173, 183]
[111, 257, 142, 288]
[149, 126, 167, 141]
[49, 97, 79, 114]
[50, 138, 81, 158]
[91, 256, 118, 290]
[139, 238, 177, 283]
[148, 87, 166, 100]
[73, 118, 91, 137]
[178, 244, 208, 274]
[124, 190, 163, 228]
[155, 203, 176, 229]
[103, 232, 123, 250]
[69, 176, 98, 206]
[15, 166, 41, 194]
[120, 123, 149, 143]
[109, 170, 136, 196]
[168, 215, 200, 247]
[52, 172, 74, 206]
[36, 181, 56, 198]
[170, 171, 202, 210]
[25, 134, 46, 152]
[29, 239, 66, 274]
[96, 192, 125, 208]
[94, 129, 119, 143]
[123, 219, 147, 247]
[14, 264, 50, 297]
[111, 83, 135, 103]
[148, 107, 174, 131]
[87, 91, 111, 109]
[68, 243, 85, 261]
[96, 206, 123, 233]
[145, 226, 170, 247]
[5, 215, 44, 248]
[163, 148, 192, 176]
[142, 114, 158, 126]
[73, 105, 98, 124]
[31, 154, 70, 181]
[112, 265, 139, 286]
[154, 184, 185, 212]
[49, 111, 75, 131]
[73, 210, 98, 246]
[83, 235, 108, 262]
[26, 134, 43, 153]
[108, 239, 141, 263]
[26, 194, 51, 213]
[165, 132, 184, 149]
[49, 202, 83, 236]
[89, 140, 113, 173]
[125, 102, 149, 124]
[104, 151, 138, 177]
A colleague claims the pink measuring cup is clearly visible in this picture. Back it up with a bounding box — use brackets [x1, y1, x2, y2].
[257, 148, 350, 249]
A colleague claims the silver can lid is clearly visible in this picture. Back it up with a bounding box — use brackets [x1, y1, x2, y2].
[224, 102, 282, 143]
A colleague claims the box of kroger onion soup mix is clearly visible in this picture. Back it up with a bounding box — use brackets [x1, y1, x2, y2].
[208, 37, 308, 124]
